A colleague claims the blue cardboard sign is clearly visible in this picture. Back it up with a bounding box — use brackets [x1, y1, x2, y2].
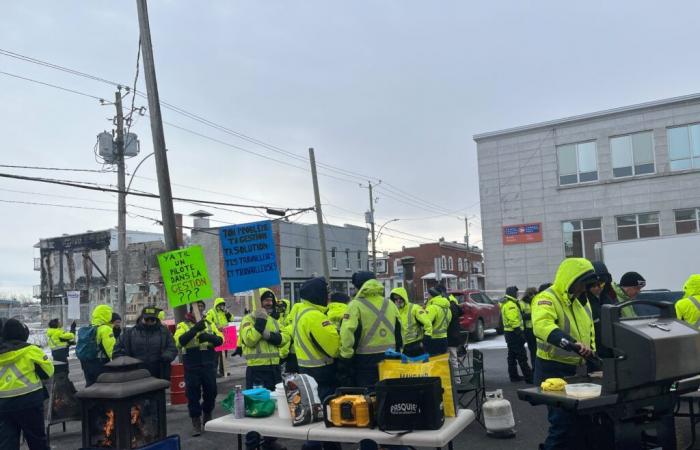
[220, 220, 280, 294]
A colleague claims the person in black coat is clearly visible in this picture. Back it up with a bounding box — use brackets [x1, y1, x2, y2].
[113, 306, 177, 380]
[588, 261, 614, 360]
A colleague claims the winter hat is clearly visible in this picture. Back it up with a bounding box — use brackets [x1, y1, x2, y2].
[538, 283, 552, 293]
[352, 271, 375, 290]
[620, 272, 646, 288]
[505, 286, 519, 298]
[428, 287, 441, 298]
[592, 261, 612, 284]
[2, 319, 29, 342]
[300, 277, 329, 306]
[260, 290, 276, 302]
[111, 312, 122, 323]
[436, 284, 448, 295]
[330, 292, 350, 304]
[48, 318, 60, 328]
[141, 306, 159, 320]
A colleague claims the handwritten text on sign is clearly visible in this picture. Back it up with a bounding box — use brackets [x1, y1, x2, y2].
[220, 220, 280, 294]
[157, 245, 214, 308]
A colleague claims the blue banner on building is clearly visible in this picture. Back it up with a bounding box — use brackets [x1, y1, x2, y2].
[220, 220, 280, 294]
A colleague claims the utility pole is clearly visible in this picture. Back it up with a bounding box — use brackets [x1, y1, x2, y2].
[464, 217, 471, 289]
[115, 89, 127, 319]
[309, 148, 330, 279]
[136, 0, 182, 321]
[368, 182, 377, 275]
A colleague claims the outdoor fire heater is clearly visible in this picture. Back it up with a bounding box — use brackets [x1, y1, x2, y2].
[518, 300, 700, 449]
[76, 356, 170, 449]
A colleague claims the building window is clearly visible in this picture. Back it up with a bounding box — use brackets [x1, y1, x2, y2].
[448, 257, 454, 271]
[357, 251, 362, 269]
[295, 247, 302, 269]
[331, 247, 337, 270]
[616, 213, 660, 240]
[345, 249, 350, 270]
[440, 256, 446, 270]
[610, 131, 655, 177]
[557, 141, 598, 185]
[562, 219, 602, 259]
[675, 208, 700, 234]
[457, 258, 463, 272]
[668, 124, 700, 171]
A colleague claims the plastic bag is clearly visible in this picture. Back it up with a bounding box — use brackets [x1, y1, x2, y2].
[221, 388, 276, 418]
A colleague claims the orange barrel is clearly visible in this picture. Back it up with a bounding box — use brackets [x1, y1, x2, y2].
[170, 363, 187, 405]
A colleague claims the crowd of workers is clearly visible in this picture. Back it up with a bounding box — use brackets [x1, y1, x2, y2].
[1, 262, 699, 450]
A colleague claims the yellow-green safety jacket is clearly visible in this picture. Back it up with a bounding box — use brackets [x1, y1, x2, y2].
[676, 274, 700, 328]
[240, 313, 290, 366]
[501, 295, 524, 332]
[340, 279, 400, 358]
[91, 304, 116, 360]
[206, 297, 231, 329]
[425, 295, 452, 339]
[519, 298, 533, 329]
[392, 287, 432, 344]
[174, 318, 223, 367]
[288, 300, 339, 368]
[533, 258, 596, 366]
[47, 328, 75, 350]
[612, 283, 638, 318]
[0, 341, 54, 401]
[327, 302, 348, 330]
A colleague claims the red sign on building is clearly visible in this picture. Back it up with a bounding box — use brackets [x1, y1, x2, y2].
[502, 222, 543, 245]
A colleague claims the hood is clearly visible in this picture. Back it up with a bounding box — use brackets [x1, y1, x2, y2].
[259, 288, 276, 302]
[0, 340, 31, 359]
[91, 304, 113, 326]
[591, 261, 612, 283]
[684, 274, 700, 298]
[551, 258, 595, 301]
[390, 287, 409, 303]
[504, 295, 518, 303]
[356, 278, 385, 299]
[302, 299, 328, 314]
[213, 297, 226, 308]
[427, 295, 451, 309]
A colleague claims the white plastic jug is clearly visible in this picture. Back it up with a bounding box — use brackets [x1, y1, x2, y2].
[275, 383, 291, 419]
[483, 389, 515, 437]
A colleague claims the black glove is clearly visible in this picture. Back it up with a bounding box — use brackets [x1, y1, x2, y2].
[70, 321, 77, 334]
[225, 312, 233, 322]
[232, 346, 243, 357]
[335, 357, 355, 387]
[198, 333, 217, 344]
[192, 320, 207, 332]
[254, 318, 267, 334]
[264, 331, 283, 346]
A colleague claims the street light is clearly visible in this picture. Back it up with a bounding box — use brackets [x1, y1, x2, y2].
[126, 151, 156, 194]
[370, 218, 399, 274]
[376, 218, 399, 241]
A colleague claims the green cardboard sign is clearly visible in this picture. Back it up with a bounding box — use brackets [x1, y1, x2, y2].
[157, 245, 214, 308]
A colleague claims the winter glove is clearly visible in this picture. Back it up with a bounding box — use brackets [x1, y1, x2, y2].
[335, 357, 355, 387]
[254, 308, 268, 320]
[263, 331, 283, 346]
[225, 312, 233, 322]
[70, 321, 77, 334]
[254, 318, 267, 335]
[198, 333, 222, 346]
[232, 346, 243, 357]
[192, 320, 207, 332]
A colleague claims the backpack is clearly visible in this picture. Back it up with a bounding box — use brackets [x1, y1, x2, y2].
[76, 326, 99, 361]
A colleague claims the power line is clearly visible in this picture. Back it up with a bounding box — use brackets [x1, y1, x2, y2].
[0, 70, 105, 101]
[0, 164, 116, 174]
[0, 198, 116, 212]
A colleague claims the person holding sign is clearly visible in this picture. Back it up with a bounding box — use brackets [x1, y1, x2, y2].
[240, 288, 290, 450]
[206, 298, 233, 377]
[174, 302, 224, 437]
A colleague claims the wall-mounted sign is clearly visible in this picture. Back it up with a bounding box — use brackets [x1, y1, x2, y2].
[502, 222, 543, 245]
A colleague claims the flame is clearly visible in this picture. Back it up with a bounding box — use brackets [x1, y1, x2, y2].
[103, 409, 115, 447]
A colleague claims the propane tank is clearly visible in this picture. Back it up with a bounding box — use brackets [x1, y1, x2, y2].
[483, 389, 515, 438]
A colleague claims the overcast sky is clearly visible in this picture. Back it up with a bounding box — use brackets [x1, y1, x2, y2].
[2, 1, 699, 295]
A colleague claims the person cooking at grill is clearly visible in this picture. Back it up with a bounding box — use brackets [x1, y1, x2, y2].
[501, 286, 533, 383]
[327, 292, 350, 330]
[338, 271, 402, 388]
[675, 274, 700, 328]
[46, 318, 75, 365]
[78, 304, 116, 387]
[206, 297, 232, 377]
[612, 271, 646, 318]
[0, 318, 54, 450]
[113, 306, 177, 380]
[423, 286, 451, 356]
[532, 258, 598, 450]
[174, 302, 223, 437]
[390, 287, 432, 357]
[240, 288, 289, 450]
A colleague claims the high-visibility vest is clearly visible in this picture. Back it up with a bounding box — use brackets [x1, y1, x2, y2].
[0, 345, 54, 399]
[175, 320, 219, 354]
[293, 306, 336, 368]
[354, 297, 398, 355]
[240, 314, 282, 366]
[47, 328, 74, 350]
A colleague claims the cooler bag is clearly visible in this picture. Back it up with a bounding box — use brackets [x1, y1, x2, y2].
[375, 376, 444, 431]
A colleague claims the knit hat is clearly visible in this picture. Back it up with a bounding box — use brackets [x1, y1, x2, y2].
[48, 318, 60, 328]
[352, 271, 375, 290]
[330, 292, 350, 304]
[428, 287, 441, 298]
[620, 272, 646, 288]
[111, 312, 122, 323]
[592, 261, 612, 284]
[300, 277, 328, 307]
[261, 290, 276, 302]
[2, 319, 29, 342]
[505, 286, 519, 298]
[538, 283, 552, 293]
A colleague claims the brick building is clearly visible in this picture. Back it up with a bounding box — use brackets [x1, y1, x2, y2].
[380, 240, 485, 301]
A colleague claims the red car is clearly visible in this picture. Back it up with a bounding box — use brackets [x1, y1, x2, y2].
[448, 290, 503, 341]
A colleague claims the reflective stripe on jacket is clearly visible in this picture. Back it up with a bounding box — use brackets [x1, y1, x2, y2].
[676, 274, 700, 328]
[0, 342, 54, 399]
[290, 300, 339, 368]
[47, 328, 75, 350]
[239, 313, 289, 366]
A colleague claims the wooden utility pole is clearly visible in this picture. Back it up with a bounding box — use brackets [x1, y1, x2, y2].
[115, 89, 127, 319]
[136, 0, 182, 321]
[368, 182, 377, 275]
[309, 148, 330, 280]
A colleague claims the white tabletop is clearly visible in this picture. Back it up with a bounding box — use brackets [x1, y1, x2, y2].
[205, 409, 475, 447]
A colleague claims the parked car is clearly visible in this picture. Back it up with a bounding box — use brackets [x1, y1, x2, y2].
[632, 289, 684, 316]
[448, 290, 502, 341]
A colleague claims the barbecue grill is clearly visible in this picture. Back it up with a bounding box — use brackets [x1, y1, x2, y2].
[518, 299, 700, 449]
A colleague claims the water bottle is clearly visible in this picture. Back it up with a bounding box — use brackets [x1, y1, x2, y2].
[234, 385, 245, 419]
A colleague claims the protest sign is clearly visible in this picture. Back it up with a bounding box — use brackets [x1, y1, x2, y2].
[220, 220, 280, 294]
[215, 325, 238, 352]
[67, 291, 81, 319]
[157, 245, 214, 308]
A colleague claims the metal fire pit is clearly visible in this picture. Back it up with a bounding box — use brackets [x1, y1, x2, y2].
[76, 356, 169, 449]
[45, 361, 81, 444]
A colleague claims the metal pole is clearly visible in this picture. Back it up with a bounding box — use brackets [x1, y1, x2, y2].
[136, 0, 182, 322]
[369, 182, 377, 275]
[309, 148, 330, 279]
[115, 90, 127, 319]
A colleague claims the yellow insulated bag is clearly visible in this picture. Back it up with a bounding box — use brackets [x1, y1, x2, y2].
[378, 353, 456, 417]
